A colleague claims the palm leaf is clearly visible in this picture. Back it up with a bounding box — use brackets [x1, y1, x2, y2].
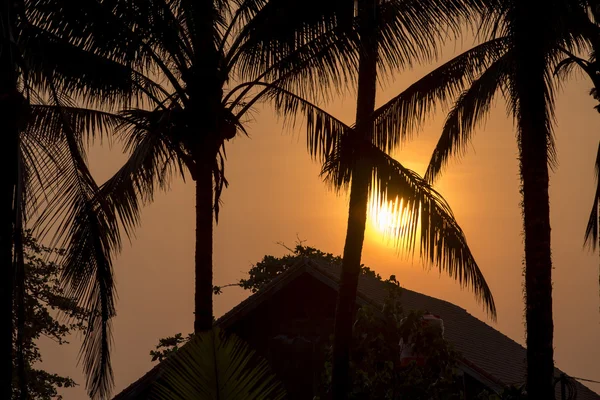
[369, 146, 496, 318]
[152, 328, 286, 400]
[321, 139, 496, 318]
[22, 25, 166, 109]
[375, 0, 481, 72]
[99, 108, 185, 239]
[251, 84, 351, 164]
[425, 52, 512, 184]
[370, 37, 508, 154]
[232, 0, 357, 100]
[25, 89, 119, 400]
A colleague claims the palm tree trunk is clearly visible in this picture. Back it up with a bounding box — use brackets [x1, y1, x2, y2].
[0, 0, 18, 396]
[331, 164, 370, 400]
[193, 158, 214, 333]
[186, 0, 219, 335]
[514, 3, 555, 397]
[331, 1, 378, 398]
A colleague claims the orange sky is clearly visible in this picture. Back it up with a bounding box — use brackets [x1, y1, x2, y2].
[39, 40, 600, 398]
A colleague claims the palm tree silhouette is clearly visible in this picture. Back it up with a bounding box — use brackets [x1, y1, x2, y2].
[0, 2, 131, 398]
[418, 1, 593, 397]
[306, 1, 498, 397]
[33, 1, 360, 396]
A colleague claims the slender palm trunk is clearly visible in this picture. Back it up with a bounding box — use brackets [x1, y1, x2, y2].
[0, 0, 18, 396]
[193, 158, 214, 333]
[514, 3, 555, 398]
[331, 1, 378, 398]
[185, 0, 220, 335]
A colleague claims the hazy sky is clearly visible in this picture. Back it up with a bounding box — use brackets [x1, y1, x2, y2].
[39, 40, 600, 398]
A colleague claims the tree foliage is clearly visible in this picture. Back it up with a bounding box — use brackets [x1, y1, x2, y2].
[12, 232, 87, 400]
[213, 243, 382, 295]
[317, 282, 464, 400]
[159, 244, 475, 399]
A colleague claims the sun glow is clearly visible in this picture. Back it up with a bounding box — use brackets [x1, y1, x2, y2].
[368, 191, 415, 241]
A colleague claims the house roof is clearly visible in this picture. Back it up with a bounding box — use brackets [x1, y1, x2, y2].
[113, 258, 600, 399]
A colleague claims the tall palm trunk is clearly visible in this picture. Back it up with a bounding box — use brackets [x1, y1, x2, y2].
[0, 0, 18, 397]
[193, 158, 214, 333]
[186, 0, 219, 334]
[514, 3, 555, 398]
[331, 1, 378, 398]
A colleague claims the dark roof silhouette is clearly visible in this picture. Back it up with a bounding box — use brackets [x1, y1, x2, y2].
[113, 258, 600, 399]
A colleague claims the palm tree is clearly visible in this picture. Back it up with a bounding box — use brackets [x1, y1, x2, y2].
[415, 1, 594, 397]
[0, 2, 126, 398]
[29, 1, 360, 396]
[269, 2, 500, 397]
[0, 1, 182, 397]
[51, 0, 355, 328]
[306, 0, 500, 397]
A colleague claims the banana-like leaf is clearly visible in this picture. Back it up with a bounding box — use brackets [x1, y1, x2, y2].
[152, 328, 286, 400]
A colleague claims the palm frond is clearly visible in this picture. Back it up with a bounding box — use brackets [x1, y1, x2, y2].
[26, 0, 187, 105]
[26, 89, 119, 400]
[22, 25, 167, 109]
[232, 0, 357, 100]
[245, 83, 351, 164]
[370, 37, 508, 154]
[425, 52, 512, 184]
[99, 108, 184, 239]
[584, 141, 600, 250]
[368, 145, 496, 318]
[27, 104, 125, 145]
[152, 328, 286, 400]
[375, 0, 490, 73]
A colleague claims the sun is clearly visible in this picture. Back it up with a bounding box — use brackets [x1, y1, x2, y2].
[368, 192, 410, 237]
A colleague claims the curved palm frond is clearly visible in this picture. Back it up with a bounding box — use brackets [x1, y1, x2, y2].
[27, 104, 125, 144]
[235, 82, 351, 164]
[370, 37, 509, 154]
[376, 0, 495, 74]
[369, 146, 496, 318]
[26, 108, 118, 400]
[152, 328, 286, 400]
[584, 141, 600, 250]
[230, 0, 358, 102]
[321, 139, 496, 317]
[27, 0, 188, 105]
[99, 108, 185, 239]
[425, 51, 512, 184]
[26, 0, 158, 67]
[22, 25, 168, 109]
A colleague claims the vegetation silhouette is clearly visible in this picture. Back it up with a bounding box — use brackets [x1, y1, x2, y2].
[286, 1, 498, 397]
[0, 2, 123, 397]
[28, 0, 359, 396]
[154, 245, 467, 400]
[151, 328, 286, 400]
[11, 232, 87, 400]
[414, 1, 595, 396]
[3, 0, 600, 398]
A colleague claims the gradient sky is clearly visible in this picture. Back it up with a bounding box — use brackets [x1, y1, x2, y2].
[38, 39, 600, 398]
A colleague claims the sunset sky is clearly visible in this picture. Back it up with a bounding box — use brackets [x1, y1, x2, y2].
[39, 39, 600, 398]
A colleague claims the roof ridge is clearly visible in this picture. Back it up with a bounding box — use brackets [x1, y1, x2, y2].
[306, 257, 470, 313]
